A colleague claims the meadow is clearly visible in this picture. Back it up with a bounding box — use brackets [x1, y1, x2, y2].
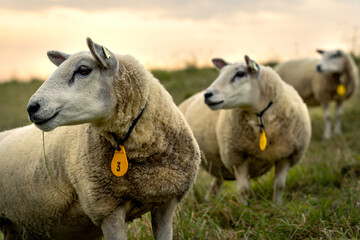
[1, 63, 360, 239]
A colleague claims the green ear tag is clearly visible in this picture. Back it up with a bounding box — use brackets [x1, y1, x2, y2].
[253, 62, 258, 71]
[103, 46, 111, 59]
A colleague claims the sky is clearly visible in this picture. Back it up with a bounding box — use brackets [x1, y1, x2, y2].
[0, 0, 360, 81]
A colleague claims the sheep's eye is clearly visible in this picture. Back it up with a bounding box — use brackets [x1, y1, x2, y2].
[75, 65, 92, 76]
[236, 71, 246, 78]
[330, 52, 342, 59]
[231, 71, 246, 82]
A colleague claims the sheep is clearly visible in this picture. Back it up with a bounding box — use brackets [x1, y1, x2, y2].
[0, 37, 201, 240]
[275, 49, 359, 139]
[179, 55, 311, 205]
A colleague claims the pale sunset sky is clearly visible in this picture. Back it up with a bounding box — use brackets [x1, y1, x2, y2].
[0, 0, 360, 81]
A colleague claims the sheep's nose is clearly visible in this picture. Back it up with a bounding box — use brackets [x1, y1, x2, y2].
[27, 102, 40, 119]
[204, 91, 213, 99]
[316, 64, 322, 72]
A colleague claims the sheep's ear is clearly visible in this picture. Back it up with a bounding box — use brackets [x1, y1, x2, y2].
[87, 37, 116, 69]
[212, 58, 228, 70]
[316, 49, 325, 55]
[47, 51, 70, 67]
[244, 55, 260, 74]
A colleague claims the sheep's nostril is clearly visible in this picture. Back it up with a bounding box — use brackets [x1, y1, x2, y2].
[27, 102, 40, 117]
[316, 65, 322, 72]
[204, 91, 213, 99]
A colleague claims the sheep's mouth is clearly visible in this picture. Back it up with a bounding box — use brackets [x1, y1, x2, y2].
[34, 111, 59, 125]
[205, 100, 224, 107]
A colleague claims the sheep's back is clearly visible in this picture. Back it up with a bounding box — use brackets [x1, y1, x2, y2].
[0, 124, 77, 239]
[275, 58, 321, 105]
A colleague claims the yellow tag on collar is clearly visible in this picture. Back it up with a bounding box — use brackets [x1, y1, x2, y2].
[337, 84, 346, 96]
[103, 46, 111, 59]
[111, 145, 128, 177]
[259, 129, 267, 151]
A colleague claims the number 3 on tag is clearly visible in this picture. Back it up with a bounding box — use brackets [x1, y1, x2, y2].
[111, 145, 128, 177]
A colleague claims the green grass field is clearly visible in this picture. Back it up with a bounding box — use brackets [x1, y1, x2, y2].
[1, 65, 360, 239]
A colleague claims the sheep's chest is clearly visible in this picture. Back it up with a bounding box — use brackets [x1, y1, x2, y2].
[51, 201, 154, 240]
[218, 111, 296, 178]
[79, 126, 198, 214]
[236, 135, 294, 178]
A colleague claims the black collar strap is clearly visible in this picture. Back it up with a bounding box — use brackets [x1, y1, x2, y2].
[333, 73, 345, 84]
[255, 101, 273, 131]
[110, 102, 147, 151]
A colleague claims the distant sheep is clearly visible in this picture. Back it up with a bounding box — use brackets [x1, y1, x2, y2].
[179, 56, 311, 204]
[275, 50, 359, 139]
[0, 38, 200, 240]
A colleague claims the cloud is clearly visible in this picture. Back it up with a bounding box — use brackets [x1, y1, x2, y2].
[0, 0, 360, 81]
[0, 0, 308, 20]
[3, 0, 359, 21]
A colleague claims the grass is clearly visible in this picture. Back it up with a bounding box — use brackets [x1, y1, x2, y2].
[1, 65, 360, 239]
[152, 65, 218, 104]
[0, 79, 43, 132]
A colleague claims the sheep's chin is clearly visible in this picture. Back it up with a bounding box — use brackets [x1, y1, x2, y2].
[35, 123, 58, 132]
[34, 118, 59, 132]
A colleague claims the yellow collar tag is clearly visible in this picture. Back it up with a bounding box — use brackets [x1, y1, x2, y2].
[337, 84, 346, 96]
[259, 129, 267, 151]
[111, 145, 128, 177]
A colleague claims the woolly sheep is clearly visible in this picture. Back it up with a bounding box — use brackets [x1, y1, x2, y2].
[275, 50, 359, 139]
[0, 38, 201, 240]
[179, 56, 311, 205]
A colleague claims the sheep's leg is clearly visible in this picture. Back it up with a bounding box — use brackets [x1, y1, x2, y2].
[234, 161, 250, 206]
[334, 101, 344, 135]
[151, 198, 177, 240]
[204, 177, 224, 202]
[1, 222, 18, 240]
[101, 202, 131, 240]
[322, 102, 332, 139]
[2, 227, 18, 240]
[273, 159, 290, 204]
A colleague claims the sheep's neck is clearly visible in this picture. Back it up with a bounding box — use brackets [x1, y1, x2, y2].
[332, 55, 354, 85]
[251, 93, 273, 114]
[332, 73, 345, 84]
[100, 62, 150, 148]
[109, 101, 147, 150]
[255, 101, 273, 126]
[341, 55, 355, 84]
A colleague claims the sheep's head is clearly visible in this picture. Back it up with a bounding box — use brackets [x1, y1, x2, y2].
[27, 37, 118, 131]
[204, 55, 261, 110]
[316, 49, 345, 74]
